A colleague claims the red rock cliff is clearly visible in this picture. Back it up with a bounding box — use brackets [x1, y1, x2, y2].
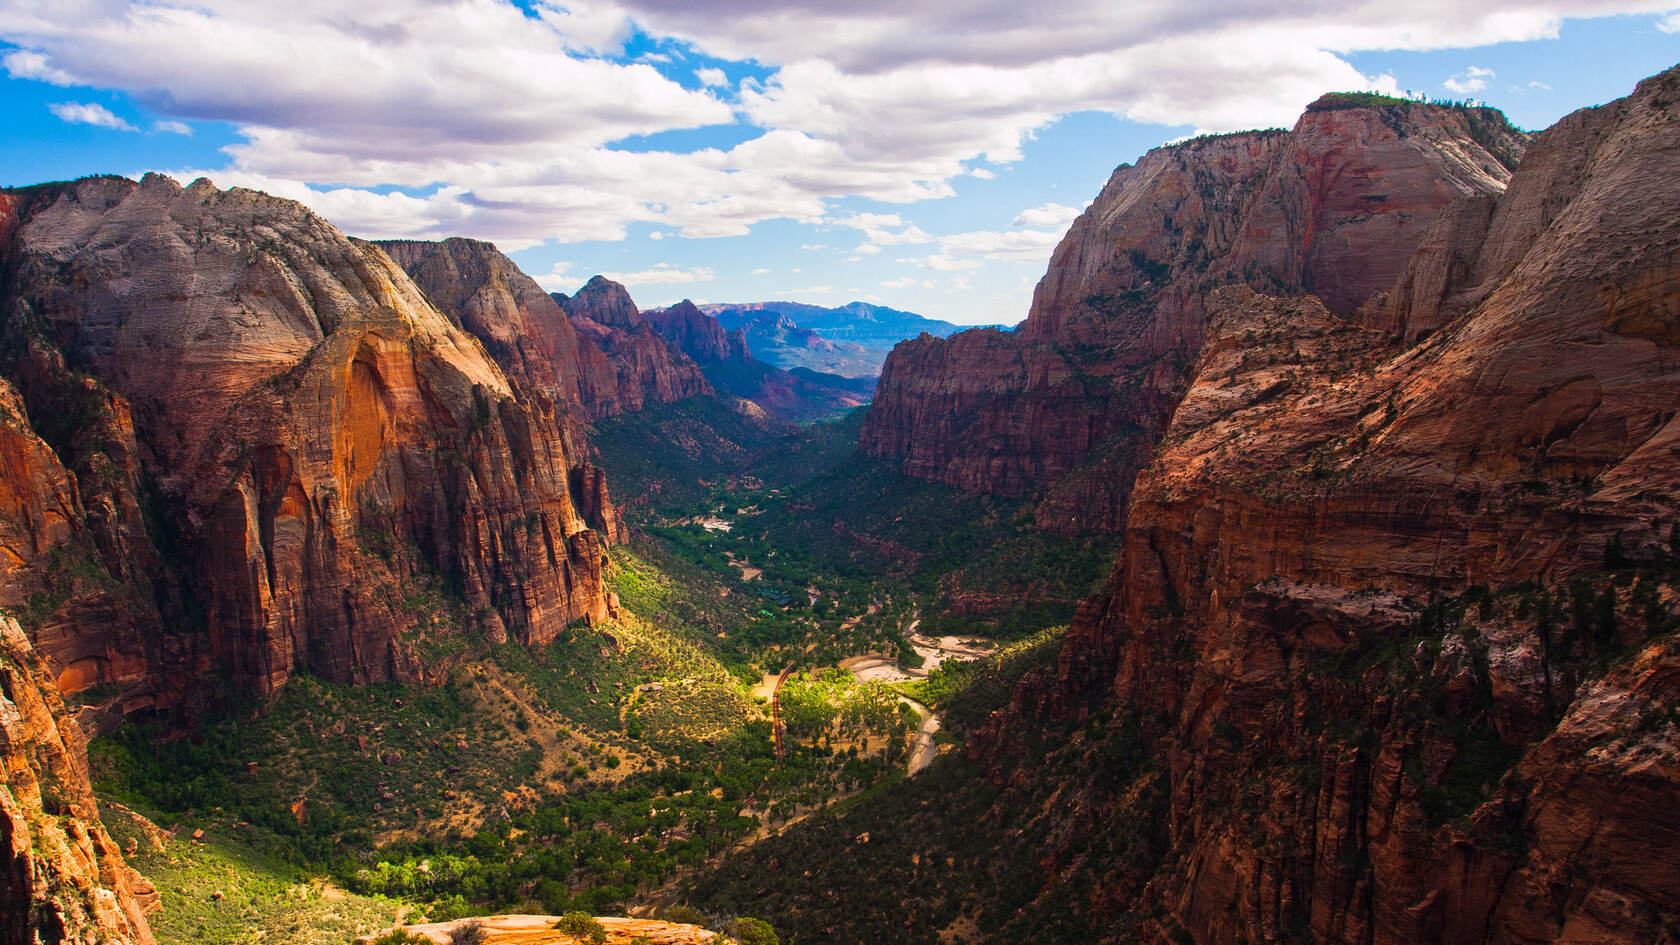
[0, 615, 157, 945]
[863, 99, 1526, 533]
[981, 66, 1680, 945]
[379, 241, 711, 422]
[1, 175, 615, 699]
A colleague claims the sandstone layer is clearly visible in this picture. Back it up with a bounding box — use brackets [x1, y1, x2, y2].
[0, 615, 156, 945]
[978, 67, 1680, 945]
[382, 243, 711, 422]
[0, 175, 617, 702]
[863, 98, 1527, 532]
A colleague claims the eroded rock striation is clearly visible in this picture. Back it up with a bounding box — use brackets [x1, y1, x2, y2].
[380, 241, 711, 422]
[863, 96, 1527, 533]
[0, 175, 616, 702]
[0, 614, 156, 945]
[973, 67, 1680, 945]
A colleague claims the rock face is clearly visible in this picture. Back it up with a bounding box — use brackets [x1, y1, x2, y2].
[0, 176, 615, 701]
[646, 299, 753, 365]
[0, 615, 156, 945]
[645, 299, 871, 422]
[863, 98, 1527, 532]
[976, 68, 1680, 945]
[380, 241, 711, 422]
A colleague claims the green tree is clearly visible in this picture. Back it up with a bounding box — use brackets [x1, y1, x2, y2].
[554, 912, 607, 944]
[725, 917, 779, 945]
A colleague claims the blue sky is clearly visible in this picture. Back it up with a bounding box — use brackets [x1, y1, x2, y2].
[2, 2, 1676, 325]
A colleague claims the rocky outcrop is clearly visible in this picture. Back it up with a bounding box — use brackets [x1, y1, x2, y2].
[1, 175, 615, 700]
[645, 299, 870, 422]
[863, 98, 1527, 532]
[976, 66, 1680, 945]
[363, 915, 717, 944]
[647, 300, 753, 365]
[379, 241, 711, 421]
[557, 275, 647, 332]
[0, 615, 156, 945]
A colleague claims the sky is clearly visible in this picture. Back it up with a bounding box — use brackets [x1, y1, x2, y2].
[1, 3, 1677, 326]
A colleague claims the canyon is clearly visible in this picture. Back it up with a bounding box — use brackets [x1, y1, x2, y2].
[1, 60, 1677, 945]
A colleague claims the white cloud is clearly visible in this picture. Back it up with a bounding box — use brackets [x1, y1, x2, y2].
[595, 264, 716, 287]
[920, 254, 983, 271]
[1659, 10, 1680, 31]
[882, 276, 923, 288]
[800, 243, 829, 250]
[47, 101, 135, 131]
[153, 119, 192, 135]
[1011, 202, 1082, 228]
[969, 167, 997, 179]
[937, 227, 1064, 264]
[828, 212, 934, 245]
[1528, 79, 1553, 89]
[1444, 65, 1495, 95]
[843, 255, 862, 262]
[751, 267, 770, 274]
[696, 66, 729, 87]
[534, 261, 577, 291]
[853, 243, 883, 254]
[3, 0, 1672, 253]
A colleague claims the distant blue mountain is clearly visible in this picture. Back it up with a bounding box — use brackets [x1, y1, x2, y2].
[698, 301, 993, 376]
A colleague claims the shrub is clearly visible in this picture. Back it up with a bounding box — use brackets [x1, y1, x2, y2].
[449, 920, 488, 945]
[724, 917, 779, 945]
[553, 911, 607, 943]
[660, 904, 708, 926]
[371, 931, 431, 945]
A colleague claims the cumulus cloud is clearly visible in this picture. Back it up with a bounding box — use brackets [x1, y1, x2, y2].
[828, 212, 934, 245]
[2, 0, 1672, 250]
[596, 263, 717, 287]
[1011, 202, 1082, 228]
[153, 119, 192, 135]
[533, 261, 577, 292]
[937, 227, 1065, 264]
[751, 267, 770, 274]
[1444, 65, 1495, 94]
[48, 101, 135, 130]
[1659, 10, 1680, 30]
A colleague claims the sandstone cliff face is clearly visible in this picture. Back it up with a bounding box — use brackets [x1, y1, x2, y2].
[555, 278, 717, 418]
[644, 299, 869, 422]
[864, 100, 1526, 532]
[381, 242, 711, 423]
[646, 300, 753, 365]
[1, 175, 615, 700]
[979, 67, 1680, 945]
[0, 615, 156, 945]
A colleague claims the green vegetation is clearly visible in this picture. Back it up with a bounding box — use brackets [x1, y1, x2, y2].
[554, 911, 607, 942]
[91, 394, 1127, 944]
[724, 917, 779, 945]
[102, 810, 402, 945]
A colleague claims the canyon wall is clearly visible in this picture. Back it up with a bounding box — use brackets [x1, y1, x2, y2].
[0, 175, 617, 707]
[863, 98, 1527, 532]
[381, 241, 712, 422]
[0, 615, 156, 945]
[980, 66, 1680, 944]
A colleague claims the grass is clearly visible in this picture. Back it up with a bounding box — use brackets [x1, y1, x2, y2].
[103, 810, 405, 945]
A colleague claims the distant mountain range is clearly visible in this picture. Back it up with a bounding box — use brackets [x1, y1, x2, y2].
[695, 301, 995, 377]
